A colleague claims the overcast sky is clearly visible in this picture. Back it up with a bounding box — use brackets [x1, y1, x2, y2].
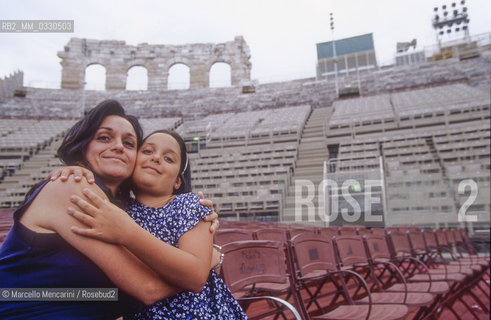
[1, 0, 490, 89]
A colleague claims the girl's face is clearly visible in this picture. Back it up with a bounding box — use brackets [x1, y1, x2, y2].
[132, 132, 182, 196]
[85, 115, 138, 188]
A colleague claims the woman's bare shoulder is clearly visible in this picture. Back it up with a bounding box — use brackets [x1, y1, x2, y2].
[21, 177, 106, 231]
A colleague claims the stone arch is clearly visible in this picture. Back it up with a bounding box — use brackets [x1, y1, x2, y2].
[209, 61, 232, 88]
[58, 36, 251, 90]
[166, 56, 205, 89]
[126, 65, 148, 90]
[84, 63, 106, 90]
[167, 63, 190, 90]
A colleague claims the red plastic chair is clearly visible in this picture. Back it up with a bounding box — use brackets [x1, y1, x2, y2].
[371, 228, 386, 236]
[410, 230, 476, 277]
[214, 228, 254, 246]
[221, 240, 301, 320]
[251, 228, 294, 308]
[254, 228, 288, 245]
[334, 235, 434, 319]
[319, 227, 339, 240]
[447, 229, 489, 269]
[458, 228, 490, 261]
[338, 225, 362, 236]
[391, 230, 485, 320]
[287, 233, 408, 320]
[364, 233, 450, 297]
[288, 227, 316, 239]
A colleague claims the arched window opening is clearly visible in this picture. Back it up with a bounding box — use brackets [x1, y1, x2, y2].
[168, 63, 190, 90]
[85, 64, 106, 90]
[126, 66, 148, 90]
[209, 62, 231, 88]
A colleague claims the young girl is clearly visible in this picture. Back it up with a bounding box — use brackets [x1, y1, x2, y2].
[65, 130, 247, 319]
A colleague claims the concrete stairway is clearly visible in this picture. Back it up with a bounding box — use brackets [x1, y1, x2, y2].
[282, 107, 333, 225]
[0, 141, 62, 208]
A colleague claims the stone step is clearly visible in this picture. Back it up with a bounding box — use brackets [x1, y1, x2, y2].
[294, 166, 325, 175]
[297, 156, 328, 163]
[286, 183, 325, 197]
[304, 123, 325, 130]
[281, 207, 328, 226]
[297, 150, 328, 158]
[301, 136, 326, 143]
[302, 132, 324, 139]
[303, 133, 323, 138]
[294, 171, 323, 180]
[291, 171, 324, 178]
[303, 129, 324, 135]
[285, 195, 323, 206]
[296, 157, 327, 164]
[290, 177, 324, 187]
[297, 152, 327, 160]
[298, 143, 326, 153]
[292, 165, 324, 173]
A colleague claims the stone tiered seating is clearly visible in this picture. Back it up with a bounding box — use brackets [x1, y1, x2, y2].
[327, 95, 397, 139]
[139, 117, 182, 135]
[176, 106, 310, 221]
[0, 145, 63, 208]
[331, 94, 394, 122]
[204, 105, 310, 147]
[432, 125, 491, 222]
[0, 43, 489, 234]
[190, 142, 298, 220]
[383, 133, 455, 226]
[320, 83, 490, 228]
[391, 84, 489, 116]
[0, 209, 14, 244]
[0, 119, 73, 208]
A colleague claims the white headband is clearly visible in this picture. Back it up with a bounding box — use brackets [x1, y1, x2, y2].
[181, 153, 188, 174]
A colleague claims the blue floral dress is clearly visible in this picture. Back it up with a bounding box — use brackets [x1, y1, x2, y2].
[124, 193, 247, 320]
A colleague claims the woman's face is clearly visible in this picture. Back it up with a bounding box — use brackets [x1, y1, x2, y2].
[85, 115, 138, 187]
[132, 132, 182, 196]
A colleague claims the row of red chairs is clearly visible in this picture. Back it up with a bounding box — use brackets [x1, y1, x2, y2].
[217, 226, 490, 320]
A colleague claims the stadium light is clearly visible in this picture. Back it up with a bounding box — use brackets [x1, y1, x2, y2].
[330, 12, 339, 97]
[432, 1, 470, 47]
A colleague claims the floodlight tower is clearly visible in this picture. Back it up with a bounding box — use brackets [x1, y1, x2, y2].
[330, 13, 339, 97]
[432, 0, 470, 48]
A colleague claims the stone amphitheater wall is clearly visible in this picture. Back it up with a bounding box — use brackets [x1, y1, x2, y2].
[0, 71, 24, 99]
[0, 48, 490, 119]
[58, 36, 251, 90]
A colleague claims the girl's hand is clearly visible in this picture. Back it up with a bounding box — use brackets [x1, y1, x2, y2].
[197, 191, 219, 233]
[50, 166, 95, 184]
[67, 188, 135, 245]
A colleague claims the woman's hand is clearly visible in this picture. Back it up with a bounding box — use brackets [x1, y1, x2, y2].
[67, 188, 135, 245]
[50, 166, 95, 184]
[197, 191, 219, 233]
